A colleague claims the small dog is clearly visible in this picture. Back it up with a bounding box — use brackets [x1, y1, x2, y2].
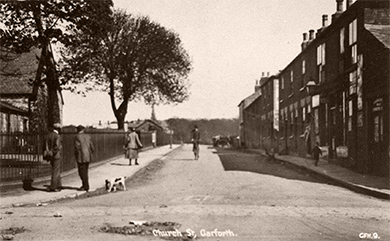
[105, 176, 127, 192]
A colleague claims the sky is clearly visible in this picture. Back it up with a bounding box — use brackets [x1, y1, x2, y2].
[63, 0, 337, 126]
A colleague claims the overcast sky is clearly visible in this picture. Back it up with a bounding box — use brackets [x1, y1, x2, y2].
[63, 0, 337, 125]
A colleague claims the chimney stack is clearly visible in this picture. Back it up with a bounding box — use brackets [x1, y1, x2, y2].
[255, 79, 261, 92]
[309, 30, 315, 41]
[322, 15, 329, 27]
[336, 0, 344, 12]
[301, 32, 308, 51]
[332, 0, 344, 22]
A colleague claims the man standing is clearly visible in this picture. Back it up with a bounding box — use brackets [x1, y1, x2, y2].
[74, 125, 94, 192]
[46, 123, 62, 192]
[191, 125, 200, 160]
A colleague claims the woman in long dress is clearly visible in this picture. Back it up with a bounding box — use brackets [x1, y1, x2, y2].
[125, 127, 143, 165]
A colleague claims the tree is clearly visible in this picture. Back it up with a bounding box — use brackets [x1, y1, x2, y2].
[61, 10, 192, 129]
[0, 0, 113, 128]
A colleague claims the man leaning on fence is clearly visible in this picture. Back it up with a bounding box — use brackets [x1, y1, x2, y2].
[45, 123, 62, 192]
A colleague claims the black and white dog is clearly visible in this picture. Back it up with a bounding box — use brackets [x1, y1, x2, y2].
[105, 176, 127, 192]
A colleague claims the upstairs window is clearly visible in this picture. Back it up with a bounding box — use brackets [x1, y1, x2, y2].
[349, 19, 358, 65]
[349, 19, 357, 45]
[290, 70, 294, 94]
[281, 76, 284, 90]
[340, 27, 345, 54]
[317, 43, 326, 83]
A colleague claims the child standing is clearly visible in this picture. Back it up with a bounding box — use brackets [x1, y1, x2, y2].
[311, 142, 322, 166]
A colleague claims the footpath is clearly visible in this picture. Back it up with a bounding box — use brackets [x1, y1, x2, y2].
[250, 149, 390, 200]
[0, 145, 179, 209]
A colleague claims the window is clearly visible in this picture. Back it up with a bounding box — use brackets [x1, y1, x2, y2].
[351, 44, 357, 64]
[301, 60, 306, 88]
[317, 43, 326, 83]
[349, 19, 358, 65]
[349, 70, 357, 94]
[290, 70, 294, 94]
[349, 19, 357, 45]
[281, 76, 284, 90]
[340, 28, 345, 54]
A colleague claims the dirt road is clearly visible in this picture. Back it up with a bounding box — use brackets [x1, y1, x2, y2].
[1, 145, 389, 240]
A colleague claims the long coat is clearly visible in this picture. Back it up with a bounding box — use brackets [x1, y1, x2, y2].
[46, 130, 61, 160]
[74, 132, 94, 163]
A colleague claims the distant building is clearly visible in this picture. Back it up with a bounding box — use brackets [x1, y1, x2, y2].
[239, 0, 389, 176]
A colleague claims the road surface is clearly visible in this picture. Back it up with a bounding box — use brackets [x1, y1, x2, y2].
[1, 145, 389, 240]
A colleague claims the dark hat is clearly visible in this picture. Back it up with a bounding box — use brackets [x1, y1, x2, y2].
[77, 125, 85, 132]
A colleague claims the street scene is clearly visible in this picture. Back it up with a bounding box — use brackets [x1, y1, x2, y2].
[0, 0, 389, 240]
[1, 145, 389, 240]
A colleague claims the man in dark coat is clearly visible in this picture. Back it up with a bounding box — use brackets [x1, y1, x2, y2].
[46, 123, 62, 192]
[74, 125, 94, 191]
[191, 125, 200, 160]
[312, 142, 323, 166]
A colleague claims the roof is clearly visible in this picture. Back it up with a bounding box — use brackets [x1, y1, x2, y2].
[365, 24, 390, 49]
[0, 48, 41, 95]
[238, 91, 261, 109]
[0, 100, 28, 114]
[127, 119, 163, 130]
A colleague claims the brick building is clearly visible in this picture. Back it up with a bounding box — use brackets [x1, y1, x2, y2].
[239, 0, 389, 176]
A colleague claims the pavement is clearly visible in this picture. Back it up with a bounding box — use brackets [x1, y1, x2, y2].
[0, 145, 179, 209]
[0, 144, 388, 209]
[248, 149, 390, 200]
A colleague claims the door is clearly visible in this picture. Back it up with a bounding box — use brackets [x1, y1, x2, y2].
[369, 97, 385, 174]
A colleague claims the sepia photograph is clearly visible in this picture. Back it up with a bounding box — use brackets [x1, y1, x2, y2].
[0, 0, 389, 240]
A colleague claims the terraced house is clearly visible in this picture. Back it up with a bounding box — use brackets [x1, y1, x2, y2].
[239, 0, 389, 176]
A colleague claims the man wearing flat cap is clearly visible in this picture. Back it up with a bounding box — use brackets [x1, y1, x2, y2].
[74, 125, 94, 191]
[46, 123, 62, 192]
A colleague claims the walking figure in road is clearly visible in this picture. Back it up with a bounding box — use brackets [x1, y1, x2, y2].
[191, 125, 200, 160]
[312, 142, 322, 166]
[45, 123, 62, 192]
[74, 125, 94, 192]
[125, 127, 143, 166]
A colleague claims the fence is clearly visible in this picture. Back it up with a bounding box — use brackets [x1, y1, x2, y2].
[0, 129, 160, 183]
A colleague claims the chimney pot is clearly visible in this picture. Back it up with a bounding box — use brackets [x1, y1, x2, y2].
[267, 72, 270, 77]
[303, 32, 308, 41]
[322, 15, 329, 27]
[336, 0, 344, 13]
[309, 30, 315, 41]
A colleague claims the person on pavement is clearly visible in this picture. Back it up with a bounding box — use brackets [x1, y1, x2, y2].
[300, 125, 311, 156]
[46, 123, 62, 192]
[74, 125, 94, 192]
[125, 127, 143, 166]
[191, 125, 200, 160]
[312, 142, 323, 166]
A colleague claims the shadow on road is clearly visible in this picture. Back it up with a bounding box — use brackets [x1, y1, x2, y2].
[214, 148, 334, 185]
